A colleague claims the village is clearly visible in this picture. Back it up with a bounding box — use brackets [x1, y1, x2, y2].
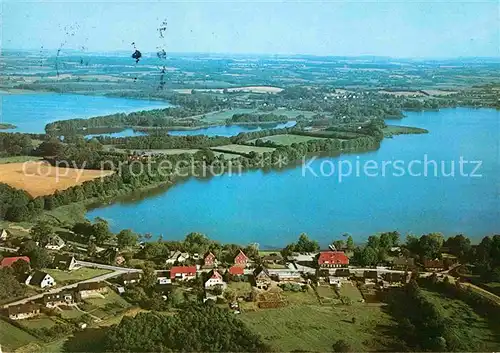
[0, 224, 469, 350]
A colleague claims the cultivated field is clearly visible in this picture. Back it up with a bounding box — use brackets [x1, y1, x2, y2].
[0, 319, 39, 351]
[248, 134, 327, 146]
[241, 302, 401, 351]
[211, 144, 275, 155]
[0, 161, 114, 197]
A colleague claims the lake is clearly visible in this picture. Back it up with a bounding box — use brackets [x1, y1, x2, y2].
[86, 121, 297, 138]
[87, 108, 500, 248]
[167, 121, 297, 137]
[0, 92, 171, 133]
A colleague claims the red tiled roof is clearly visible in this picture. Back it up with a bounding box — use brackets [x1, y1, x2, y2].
[0, 256, 30, 268]
[318, 251, 349, 265]
[228, 266, 244, 275]
[170, 266, 197, 279]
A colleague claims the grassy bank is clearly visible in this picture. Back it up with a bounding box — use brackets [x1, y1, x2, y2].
[383, 125, 429, 137]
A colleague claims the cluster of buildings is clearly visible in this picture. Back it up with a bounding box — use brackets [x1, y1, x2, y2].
[3, 281, 108, 320]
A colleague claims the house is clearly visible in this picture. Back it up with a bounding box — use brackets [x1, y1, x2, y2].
[53, 254, 78, 271]
[157, 271, 172, 285]
[268, 269, 303, 282]
[203, 252, 217, 267]
[253, 267, 272, 290]
[121, 272, 141, 285]
[392, 257, 415, 270]
[204, 270, 225, 289]
[261, 253, 283, 265]
[166, 250, 190, 264]
[26, 271, 56, 288]
[100, 247, 125, 266]
[0, 256, 30, 268]
[234, 250, 249, 267]
[0, 229, 9, 241]
[170, 266, 197, 281]
[318, 251, 349, 268]
[45, 235, 66, 250]
[77, 282, 108, 298]
[227, 265, 245, 277]
[383, 272, 407, 284]
[286, 252, 318, 263]
[42, 291, 78, 307]
[329, 277, 343, 287]
[335, 269, 351, 277]
[363, 270, 379, 284]
[166, 251, 181, 264]
[423, 259, 447, 272]
[178, 252, 190, 263]
[6, 303, 41, 320]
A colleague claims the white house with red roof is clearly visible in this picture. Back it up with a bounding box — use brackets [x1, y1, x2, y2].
[170, 266, 197, 281]
[204, 270, 226, 289]
[318, 251, 349, 268]
[0, 256, 30, 268]
[234, 250, 249, 267]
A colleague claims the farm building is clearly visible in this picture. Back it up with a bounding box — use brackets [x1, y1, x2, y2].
[318, 251, 349, 268]
[170, 266, 197, 281]
[26, 271, 56, 288]
[0, 256, 30, 268]
[234, 250, 249, 267]
[53, 254, 78, 271]
[45, 235, 66, 250]
[203, 252, 217, 267]
[6, 303, 41, 320]
[204, 270, 226, 289]
[254, 267, 272, 290]
[77, 282, 108, 298]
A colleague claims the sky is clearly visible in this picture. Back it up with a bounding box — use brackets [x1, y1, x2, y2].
[2, 0, 499, 58]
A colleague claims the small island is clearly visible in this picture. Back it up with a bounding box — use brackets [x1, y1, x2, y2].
[0, 123, 17, 130]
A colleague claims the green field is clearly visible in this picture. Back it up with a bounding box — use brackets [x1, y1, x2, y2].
[0, 156, 43, 164]
[422, 289, 500, 351]
[198, 108, 316, 124]
[19, 316, 57, 330]
[383, 125, 429, 137]
[281, 288, 318, 305]
[44, 268, 112, 284]
[248, 134, 327, 146]
[339, 282, 365, 303]
[0, 319, 39, 351]
[211, 144, 275, 155]
[241, 302, 401, 351]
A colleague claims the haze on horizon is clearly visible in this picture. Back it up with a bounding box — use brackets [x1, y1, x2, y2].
[2, 0, 499, 58]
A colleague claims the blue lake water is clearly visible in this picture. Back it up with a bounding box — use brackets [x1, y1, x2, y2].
[87, 108, 500, 247]
[0, 93, 171, 133]
[167, 121, 297, 137]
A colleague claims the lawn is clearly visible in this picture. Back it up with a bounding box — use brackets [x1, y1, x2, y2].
[281, 288, 318, 305]
[248, 134, 327, 146]
[0, 319, 39, 351]
[339, 282, 365, 304]
[84, 290, 131, 308]
[211, 144, 275, 155]
[44, 268, 112, 284]
[227, 281, 253, 297]
[59, 307, 85, 320]
[241, 302, 401, 351]
[18, 316, 57, 330]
